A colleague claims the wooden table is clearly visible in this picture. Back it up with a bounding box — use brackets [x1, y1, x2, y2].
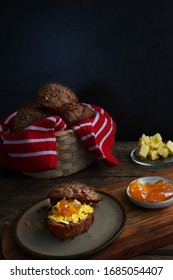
[1, 141, 173, 260]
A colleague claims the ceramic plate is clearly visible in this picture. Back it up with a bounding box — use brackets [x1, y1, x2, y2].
[130, 148, 173, 167]
[127, 176, 173, 209]
[14, 191, 126, 259]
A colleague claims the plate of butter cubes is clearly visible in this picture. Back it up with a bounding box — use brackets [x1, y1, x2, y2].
[131, 133, 173, 166]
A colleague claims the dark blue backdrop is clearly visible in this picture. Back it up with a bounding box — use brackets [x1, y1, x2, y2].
[1, 0, 173, 140]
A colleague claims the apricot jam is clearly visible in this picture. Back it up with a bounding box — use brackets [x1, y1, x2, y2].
[58, 198, 79, 217]
[129, 180, 173, 203]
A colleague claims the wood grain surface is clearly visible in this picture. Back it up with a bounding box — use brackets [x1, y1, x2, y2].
[2, 175, 173, 260]
[1, 141, 173, 260]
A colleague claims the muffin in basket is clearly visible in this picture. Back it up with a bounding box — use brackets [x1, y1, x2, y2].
[37, 82, 95, 125]
[37, 83, 78, 114]
[59, 103, 96, 126]
[11, 103, 50, 133]
[0, 82, 117, 179]
[45, 182, 102, 238]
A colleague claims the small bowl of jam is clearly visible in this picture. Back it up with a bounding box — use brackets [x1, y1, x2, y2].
[127, 176, 173, 209]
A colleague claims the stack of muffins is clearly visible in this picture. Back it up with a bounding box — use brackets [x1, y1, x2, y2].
[11, 83, 95, 133]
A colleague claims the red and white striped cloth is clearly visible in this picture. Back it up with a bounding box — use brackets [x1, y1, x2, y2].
[0, 104, 118, 172]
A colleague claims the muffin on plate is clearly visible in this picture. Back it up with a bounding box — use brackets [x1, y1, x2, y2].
[37, 83, 78, 114]
[45, 181, 102, 238]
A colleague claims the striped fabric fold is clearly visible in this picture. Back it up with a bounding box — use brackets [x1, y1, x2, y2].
[72, 104, 118, 166]
[0, 104, 118, 172]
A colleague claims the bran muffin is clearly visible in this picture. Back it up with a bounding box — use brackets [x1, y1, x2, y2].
[59, 103, 96, 127]
[11, 103, 50, 133]
[45, 181, 102, 238]
[37, 83, 78, 114]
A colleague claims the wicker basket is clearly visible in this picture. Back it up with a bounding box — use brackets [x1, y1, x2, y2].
[24, 129, 94, 179]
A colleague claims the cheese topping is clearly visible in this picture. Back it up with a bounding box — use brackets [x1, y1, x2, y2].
[48, 198, 94, 224]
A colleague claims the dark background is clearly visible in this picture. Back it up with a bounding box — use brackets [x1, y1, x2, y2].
[1, 0, 173, 140]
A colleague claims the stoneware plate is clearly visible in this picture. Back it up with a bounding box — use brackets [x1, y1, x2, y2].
[127, 176, 173, 209]
[130, 148, 173, 167]
[14, 191, 126, 259]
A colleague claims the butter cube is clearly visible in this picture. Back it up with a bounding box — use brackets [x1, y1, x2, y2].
[166, 140, 173, 155]
[148, 149, 159, 160]
[149, 133, 163, 149]
[136, 142, 149, 158]
[141, 134, 150, 145]
[157, 146, 169, 158]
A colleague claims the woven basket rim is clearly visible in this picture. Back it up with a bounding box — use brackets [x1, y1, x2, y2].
[55, 129, 73, 136]
[24, 128, 94, 178]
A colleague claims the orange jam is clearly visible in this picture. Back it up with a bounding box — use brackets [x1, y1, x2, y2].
[49, 198, 93, 224]
[129, 180, 173, 203]
[58, 198, 79, 217]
